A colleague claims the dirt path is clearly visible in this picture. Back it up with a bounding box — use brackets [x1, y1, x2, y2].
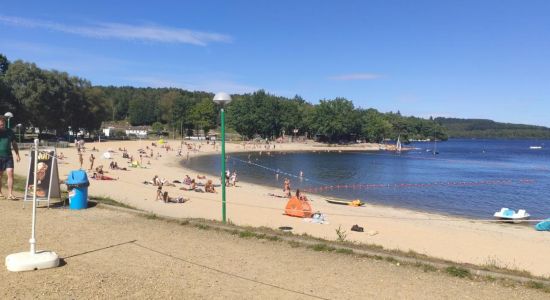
[0, 200, 546, 299]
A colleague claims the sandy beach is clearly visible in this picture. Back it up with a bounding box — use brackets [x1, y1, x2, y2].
[11, 139, 550, 278]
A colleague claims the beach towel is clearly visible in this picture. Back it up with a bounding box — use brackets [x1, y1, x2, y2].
[304, 212, 329, 224]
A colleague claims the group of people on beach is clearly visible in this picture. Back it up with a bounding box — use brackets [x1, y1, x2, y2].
[91, 165, 117, 180]
[148, 172, 220, 205]
[281, 178, 309, 202]
[225, 170, 238, 187]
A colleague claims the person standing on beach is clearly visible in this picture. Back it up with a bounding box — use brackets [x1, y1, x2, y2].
[78, 148, 83, 169]
[89, 153, 95, 171]
[283, 178, 291, 197]
[0, 116, 21, 200]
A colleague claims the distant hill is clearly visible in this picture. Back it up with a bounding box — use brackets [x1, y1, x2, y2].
[435, 118, 550, 139]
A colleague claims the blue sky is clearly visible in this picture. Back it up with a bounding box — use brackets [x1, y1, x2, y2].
[1, 0, 549, 126]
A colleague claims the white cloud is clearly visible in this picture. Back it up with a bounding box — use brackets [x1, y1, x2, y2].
[329, 73, 383, 81]
[0, 15, 231, 46]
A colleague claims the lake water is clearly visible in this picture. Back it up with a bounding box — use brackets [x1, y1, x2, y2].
[184, 139, 550, 219]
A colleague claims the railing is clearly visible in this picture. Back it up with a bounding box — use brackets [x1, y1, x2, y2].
[17, 141, 71, 150]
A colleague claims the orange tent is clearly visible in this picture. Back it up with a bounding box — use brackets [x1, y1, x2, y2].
[285, 196, 313, 218]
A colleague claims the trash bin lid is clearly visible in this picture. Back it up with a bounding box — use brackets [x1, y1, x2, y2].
[66, 170, 89, 185]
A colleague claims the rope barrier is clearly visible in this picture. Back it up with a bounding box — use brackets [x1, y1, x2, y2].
[228, 156, 328, 185]
[301, 179, 536, 193]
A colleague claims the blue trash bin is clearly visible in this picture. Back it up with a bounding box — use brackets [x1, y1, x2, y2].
[66, 170, 90, 210]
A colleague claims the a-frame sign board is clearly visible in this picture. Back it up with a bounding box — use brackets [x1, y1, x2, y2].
[23, 147, 61, 208]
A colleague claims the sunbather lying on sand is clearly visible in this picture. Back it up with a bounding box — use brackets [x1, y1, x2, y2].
[160, 178, 176, 187]
[91, 172, 117, 180]
[268, 193, 287, 198]
[162, 191, 189, 203]
[179, 179, 204, 192]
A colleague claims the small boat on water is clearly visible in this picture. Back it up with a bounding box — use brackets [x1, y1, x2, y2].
[529, 146, 542, 150]
[493, 208, 530, 222]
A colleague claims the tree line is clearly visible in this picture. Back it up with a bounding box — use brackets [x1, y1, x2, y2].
[1, 53, 449, 142]
[436, 118, 550, 139]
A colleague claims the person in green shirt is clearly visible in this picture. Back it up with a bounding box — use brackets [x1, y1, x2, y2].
[0, 116, 20, 200]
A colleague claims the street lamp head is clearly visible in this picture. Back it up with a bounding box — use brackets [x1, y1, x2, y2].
[16, 123, 22, 127]
[4, 112, 13, 118]
[213, 92, 232, 106]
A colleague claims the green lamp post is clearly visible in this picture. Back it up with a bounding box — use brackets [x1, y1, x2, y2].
[213, 92, 232, 223]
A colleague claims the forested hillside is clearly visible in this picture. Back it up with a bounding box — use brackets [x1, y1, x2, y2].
[435, 118, 550, 139]
[0, 54, 447, 143]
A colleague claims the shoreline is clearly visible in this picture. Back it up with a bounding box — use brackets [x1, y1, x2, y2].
[12, 139, 550, 277]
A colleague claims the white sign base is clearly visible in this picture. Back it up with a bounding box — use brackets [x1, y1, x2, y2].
[5, 251, 59, 272]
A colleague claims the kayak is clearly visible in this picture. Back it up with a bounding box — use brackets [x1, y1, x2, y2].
[326, 199, 365, 206]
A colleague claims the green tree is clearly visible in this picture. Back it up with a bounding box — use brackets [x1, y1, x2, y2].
[310, 98, 359, 142]
[0, 54, 9, 76]
[173, 95, 197, 137]
[128, 95, 156, 125]
[361, 109, 392, 142]
[189, 98, 216, 136]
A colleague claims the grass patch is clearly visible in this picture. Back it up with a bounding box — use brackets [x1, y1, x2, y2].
[335, 248, 353, 255]
[525, 281, 545, 290]
[265, 235, 280, 241]
[145, 213, 159, 220]
[309, 243, 336, 252]
[385, 256, 398, 263]
[445, 266, 471, 278]
[414, 262, 437, 273]
[407, 250, 428, 259]
[238, 230, 255, 238]
[195, 224, 210, 230]
[90, 196, 135, 209]
[288, 241, 301, 248]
